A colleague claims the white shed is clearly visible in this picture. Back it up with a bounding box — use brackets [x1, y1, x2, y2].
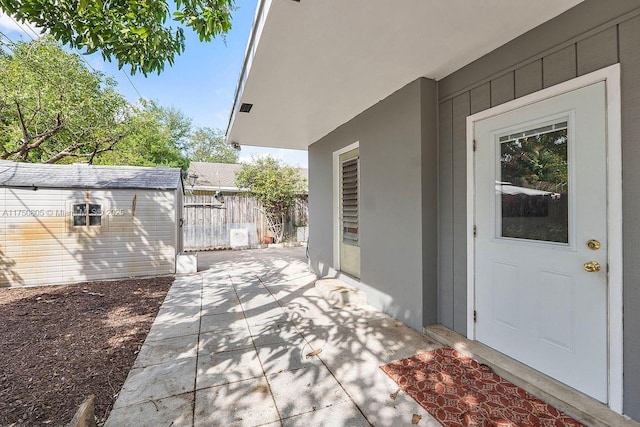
[0, 161, 184, 287]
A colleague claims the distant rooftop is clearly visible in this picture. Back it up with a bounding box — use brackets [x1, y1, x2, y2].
[0, 161, 183, 190]
[187, 162, 308, 191]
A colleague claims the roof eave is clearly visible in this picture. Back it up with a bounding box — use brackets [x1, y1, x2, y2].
[225, 0, 584, 151]
[225, 0, 271, 146]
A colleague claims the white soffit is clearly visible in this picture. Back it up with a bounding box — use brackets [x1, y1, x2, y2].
[227, 0, 583, 150]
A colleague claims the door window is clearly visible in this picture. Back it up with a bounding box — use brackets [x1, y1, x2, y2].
[497, 120, 569, 243]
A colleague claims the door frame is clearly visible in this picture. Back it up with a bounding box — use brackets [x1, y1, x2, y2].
[466, 64, 622, 412]
[333, 141, 360, 273]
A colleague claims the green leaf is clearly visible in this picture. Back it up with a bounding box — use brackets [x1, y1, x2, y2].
[0, 0, 235, 75]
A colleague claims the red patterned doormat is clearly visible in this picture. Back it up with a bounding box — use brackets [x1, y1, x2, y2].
[381, 346, 583, 427]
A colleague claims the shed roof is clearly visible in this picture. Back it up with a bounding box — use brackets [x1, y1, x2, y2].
[0, 161, 183, 190]
[187, 162, 308, 191]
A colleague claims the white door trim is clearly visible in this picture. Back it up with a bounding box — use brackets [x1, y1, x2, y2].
[333, 141, 360, 272]
[466, 64, 622, 412]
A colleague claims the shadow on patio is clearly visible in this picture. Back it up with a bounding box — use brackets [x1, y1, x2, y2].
[106, 247, 440, 427]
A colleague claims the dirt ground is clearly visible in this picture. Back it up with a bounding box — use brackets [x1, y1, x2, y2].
[0, 276, 173, 426]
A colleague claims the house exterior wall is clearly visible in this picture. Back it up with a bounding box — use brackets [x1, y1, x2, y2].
[0, 187, 177, 287]
[304, 0, 640, 416]
[435, 0, 640, 418]
[308, 78, 438, 331]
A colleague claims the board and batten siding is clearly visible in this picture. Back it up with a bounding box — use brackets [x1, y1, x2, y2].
[434, 0, 640, 418]
[0, 187, 177, 287]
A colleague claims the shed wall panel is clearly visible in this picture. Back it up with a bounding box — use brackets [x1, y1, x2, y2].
[0, 188, 176, 287]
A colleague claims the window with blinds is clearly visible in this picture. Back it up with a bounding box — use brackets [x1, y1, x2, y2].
[341, 157, 359, 246]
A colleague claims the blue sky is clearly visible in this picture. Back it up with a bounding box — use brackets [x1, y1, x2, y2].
[0, 1, 308, 168]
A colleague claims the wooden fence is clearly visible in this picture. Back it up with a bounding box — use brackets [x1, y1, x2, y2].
[182, 193, 308, 251]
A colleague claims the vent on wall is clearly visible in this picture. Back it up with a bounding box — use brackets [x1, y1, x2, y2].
[239, 103, 253, 113]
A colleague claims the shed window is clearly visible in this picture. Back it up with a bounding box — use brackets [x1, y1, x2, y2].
[72, 203, 102, 227]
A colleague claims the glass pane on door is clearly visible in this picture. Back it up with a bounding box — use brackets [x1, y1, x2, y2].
[498, 121, 569, 243]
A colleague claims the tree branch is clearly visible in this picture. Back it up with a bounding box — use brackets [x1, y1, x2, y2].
[44, 134, 123, 164]
[23, 113, 65, 150]
[24, 91, 43, 129]
[14, 101, 31, 157]
[1, 110, 66, 161]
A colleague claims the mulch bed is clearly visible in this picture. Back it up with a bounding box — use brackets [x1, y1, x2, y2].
[0, 276, 173, 426]
[381, 346, 583, 427]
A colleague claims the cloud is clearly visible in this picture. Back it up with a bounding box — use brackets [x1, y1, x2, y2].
[0, 12, 41, 38]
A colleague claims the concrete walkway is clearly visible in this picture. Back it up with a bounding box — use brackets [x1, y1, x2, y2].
[105, 248, 441, 427]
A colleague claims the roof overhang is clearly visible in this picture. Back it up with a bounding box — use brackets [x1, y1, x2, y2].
[227, 0, 583, 150]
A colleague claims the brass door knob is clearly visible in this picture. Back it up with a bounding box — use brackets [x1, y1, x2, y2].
[584, 261, 601, 272]
[587, 239, 601, 250]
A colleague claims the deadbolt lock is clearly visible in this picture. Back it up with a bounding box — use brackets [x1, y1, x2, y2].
[584, 261, 601, 273]
[587, 239, 601, 250]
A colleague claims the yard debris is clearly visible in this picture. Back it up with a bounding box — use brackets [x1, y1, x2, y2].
[82, 289, 105, 297]
[305, 348, 322, 359]
[389, 388, 400, 400]
[412, 414, 422, 424]
[479, 363, 493, 372]
[67, 395, 96, 427]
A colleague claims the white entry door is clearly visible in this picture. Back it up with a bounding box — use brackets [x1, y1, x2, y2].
[474, 82, 608, 402]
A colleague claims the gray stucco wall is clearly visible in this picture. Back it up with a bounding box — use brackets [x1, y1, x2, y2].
[436, 0, 640, 418]
[308, 78, 437, 331]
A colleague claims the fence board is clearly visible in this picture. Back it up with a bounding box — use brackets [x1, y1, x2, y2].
[182, 194, 308, 250]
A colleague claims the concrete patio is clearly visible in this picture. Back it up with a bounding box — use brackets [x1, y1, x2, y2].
[104, 247, 441, 427]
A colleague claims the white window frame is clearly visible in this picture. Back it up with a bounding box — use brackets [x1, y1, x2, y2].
[67, 199, 108, 231]
[332, 141, 360, 271]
